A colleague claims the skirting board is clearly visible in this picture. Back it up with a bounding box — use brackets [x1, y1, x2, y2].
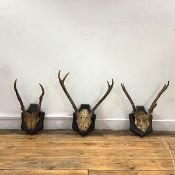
[0, 116, 174, 131]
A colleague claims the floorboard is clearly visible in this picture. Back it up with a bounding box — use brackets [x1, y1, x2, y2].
[0, 130, 174, 175]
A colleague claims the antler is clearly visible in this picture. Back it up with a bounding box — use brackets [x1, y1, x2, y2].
[38, 83, 45, 112]
[121, 83, 136, 112]
[148, 81, 169, 115]
[14, 79, 25, 112]
[58, 70, 78, 111]
[91, 79, 114, 113]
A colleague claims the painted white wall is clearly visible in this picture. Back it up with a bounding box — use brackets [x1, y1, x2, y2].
[0, 0, 175, 130]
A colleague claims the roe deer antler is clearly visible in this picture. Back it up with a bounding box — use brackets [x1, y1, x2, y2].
[91, 79, 114, 113]
[38, 83, 45, 112]
[148, 81, 169, 115]
[14, 79, 25, 112]
[58, 70, 78, 111]
[121, 83, 136, 112]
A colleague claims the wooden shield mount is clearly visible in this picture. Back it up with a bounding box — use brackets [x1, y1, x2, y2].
[21, 104, 45, 134]
[72, 104, 96, 137]
[121, 82, 169, 137]
[14, 80, 45, 135]
[129, 106, 152, 137]
[58, 70, 114, 136]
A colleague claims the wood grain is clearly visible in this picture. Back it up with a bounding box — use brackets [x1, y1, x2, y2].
[0, 157, 174, 170]
[89, 170, 175, 175]
[0, 170, 88, 175]
[0, 148, 170, 159]
[0, 130, 174, 175]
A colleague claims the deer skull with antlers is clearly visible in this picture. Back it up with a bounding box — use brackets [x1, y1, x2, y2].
[14, 79, 45, 134]
[58, 70, 114, 136]
[121, 81, 169, 137]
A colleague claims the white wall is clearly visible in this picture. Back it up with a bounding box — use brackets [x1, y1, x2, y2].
[0, 0, 175, 130]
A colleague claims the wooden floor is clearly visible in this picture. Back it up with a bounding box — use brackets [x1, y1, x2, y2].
[0, 130, 175, 175]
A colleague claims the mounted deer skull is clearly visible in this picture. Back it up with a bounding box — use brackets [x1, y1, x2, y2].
[58, 70, 114, 136]
[121, 81, 169, 137]
[14, 79, 45, 134]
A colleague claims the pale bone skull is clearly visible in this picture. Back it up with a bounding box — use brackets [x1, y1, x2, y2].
[76, 109, 92, 132]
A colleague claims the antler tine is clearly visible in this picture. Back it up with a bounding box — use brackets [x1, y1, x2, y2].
[58, 70, 78, 111]
[14, 79, 25, 112]
[121, 83, 136, 112]
[38, 83, 45, 112]
[92, 79, 114, 113]
[148, 81, 169, 115]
